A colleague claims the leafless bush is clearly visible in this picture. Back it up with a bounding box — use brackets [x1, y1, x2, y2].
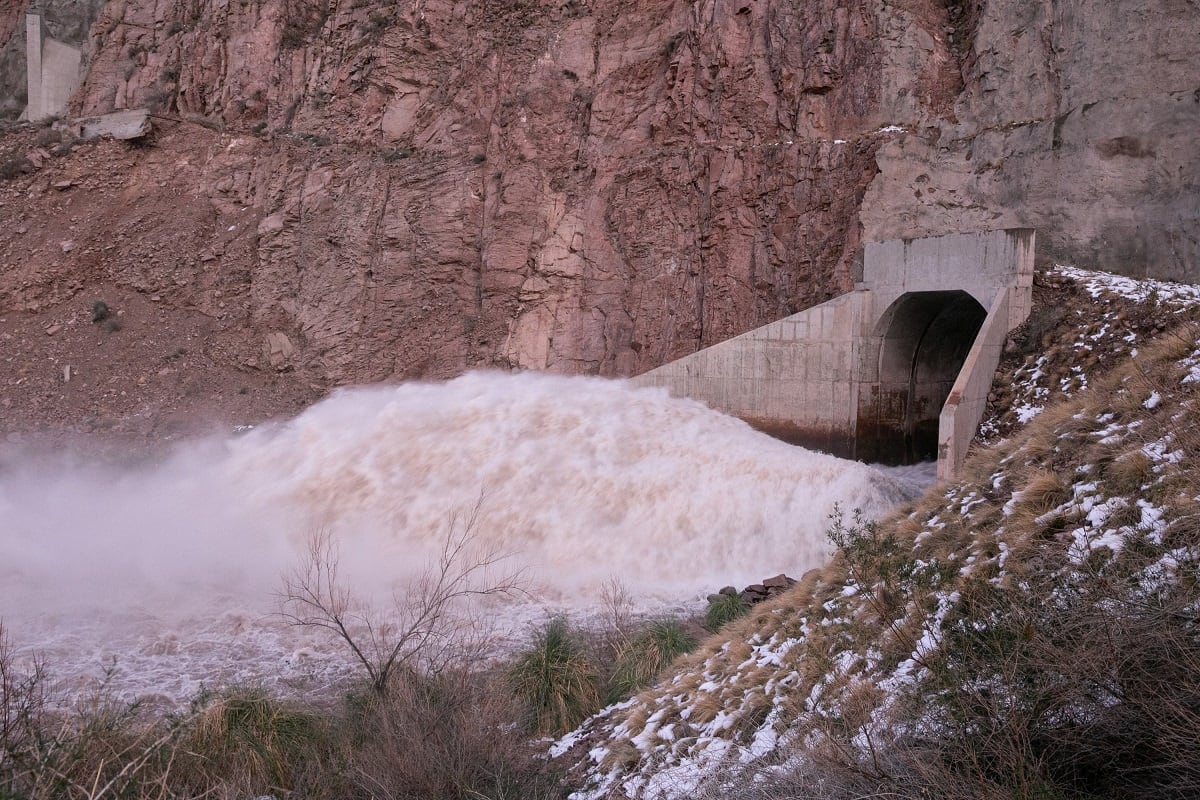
[0, 645, 191, 800]
[280, 503, 524, 694]
[0, 626, 43, 741]
[346, 667, 561, 800]
[0, 623, 50, 794]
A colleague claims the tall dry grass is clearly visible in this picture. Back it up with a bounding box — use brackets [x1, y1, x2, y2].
[508, 618, 601, 736]
[0, 638, 565, 799]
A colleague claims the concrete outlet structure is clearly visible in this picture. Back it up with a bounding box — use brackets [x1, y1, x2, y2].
[22, 12, 82, 123]
[632, 229, 1035, 480]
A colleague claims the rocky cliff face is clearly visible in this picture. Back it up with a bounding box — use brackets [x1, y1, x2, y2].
[862, 0, 1200, 281]
[0, 0, 1196, 436]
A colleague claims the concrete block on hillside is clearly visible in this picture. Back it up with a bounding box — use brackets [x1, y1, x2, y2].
[24, 13, 84, 122]
[73, 109, 152, 141]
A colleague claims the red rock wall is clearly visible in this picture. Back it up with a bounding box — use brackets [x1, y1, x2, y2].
[4, 0, 1193, 395]
[0, 0, 25, 46]
[16, 0, 954, 385]
[0, 0, 28, 117]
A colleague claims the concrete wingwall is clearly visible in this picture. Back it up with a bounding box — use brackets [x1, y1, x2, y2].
[633, 289, 871, 459]
[632, 229, 1035, 478]
[937, 282, 1031, 481]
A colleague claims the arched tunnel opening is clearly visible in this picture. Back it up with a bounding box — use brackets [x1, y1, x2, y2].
[858, 290, 988, 465]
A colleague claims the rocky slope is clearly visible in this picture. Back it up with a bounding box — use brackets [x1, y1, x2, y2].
[1, 0, 1198, 443]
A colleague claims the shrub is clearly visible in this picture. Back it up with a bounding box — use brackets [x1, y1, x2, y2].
[0, 158, 33, 181]
[508, 618, 599, 735]
[358, 8, 393, 37]
[826, 504, 922, 596]
[281, 7, 329, 50]
[704, 591, 748, 632]
[347, 669, 561, 800]
[607, 619, 697, 702]
[91, 299, 111, 322]
[280, 21, 309, 49]
[921, 535, 1200, 799]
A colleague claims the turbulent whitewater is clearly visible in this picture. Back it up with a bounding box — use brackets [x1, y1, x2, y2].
[0, 372, 916, 704]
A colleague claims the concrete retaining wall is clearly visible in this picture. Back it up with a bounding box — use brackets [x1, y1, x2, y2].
[936, 233, 1035, 478]
[938, 287, 1011, 480]
[39, 37, 80, 118]
[632, 291, 869, 457]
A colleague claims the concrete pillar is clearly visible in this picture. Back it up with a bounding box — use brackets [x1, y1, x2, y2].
[25, 13, 42, 122]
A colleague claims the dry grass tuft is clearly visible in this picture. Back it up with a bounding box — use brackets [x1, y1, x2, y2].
[347, 668, 556, 800]
[177, 688, 323, 790]
[1016, 469, 1071, 515]
[508, 617, 600, 736]
[608, 619, 698, 703]
[685, 692, 725, 726]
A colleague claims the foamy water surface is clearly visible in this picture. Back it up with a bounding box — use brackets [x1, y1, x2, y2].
[0, 372, 928, 706]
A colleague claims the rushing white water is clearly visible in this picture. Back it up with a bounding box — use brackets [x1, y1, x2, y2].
[0, 371, 924, 705]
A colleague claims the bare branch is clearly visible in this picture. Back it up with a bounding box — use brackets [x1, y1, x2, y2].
[278, 497, 525, 693]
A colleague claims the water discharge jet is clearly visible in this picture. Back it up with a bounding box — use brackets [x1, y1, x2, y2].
[0, 372, 923, 704]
